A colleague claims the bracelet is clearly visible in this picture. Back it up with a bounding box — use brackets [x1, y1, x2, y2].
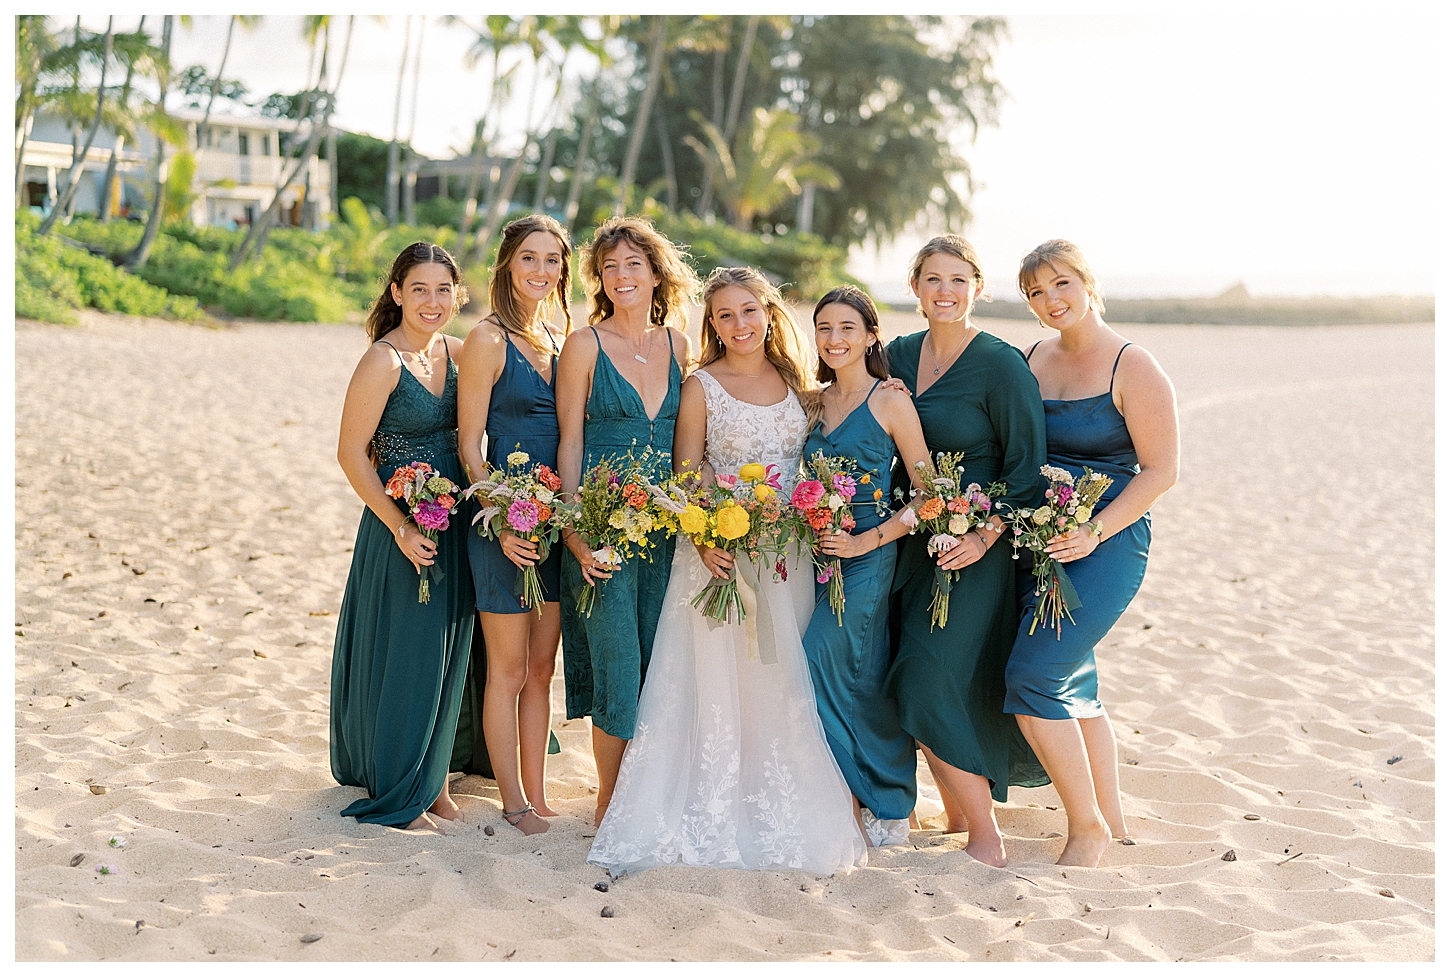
[875, 526, 885, 549]
[1089, 520, 1104, 538]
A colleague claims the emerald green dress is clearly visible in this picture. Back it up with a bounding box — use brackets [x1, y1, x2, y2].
[330, 343, 474, 826]
[560, 327, 680, 740]
[885, 330, 1050, 802]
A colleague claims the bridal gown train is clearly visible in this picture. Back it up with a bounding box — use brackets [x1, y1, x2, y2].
[587, 371, 868, 877]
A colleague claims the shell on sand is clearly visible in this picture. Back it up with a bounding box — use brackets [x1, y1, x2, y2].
[14, 311, 1432, 961]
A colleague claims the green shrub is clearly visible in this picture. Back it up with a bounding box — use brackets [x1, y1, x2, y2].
[648, 210, 859, 301]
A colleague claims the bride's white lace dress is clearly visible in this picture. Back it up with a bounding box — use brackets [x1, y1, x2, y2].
[587, 371, 868, 877]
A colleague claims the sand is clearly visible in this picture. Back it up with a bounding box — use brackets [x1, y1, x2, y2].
[12, 310, 1434, 961]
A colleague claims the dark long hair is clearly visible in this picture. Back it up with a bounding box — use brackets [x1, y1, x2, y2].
[488, 214, 573, 354]
[812, 285, 890, 383]
[365, 241, 468, 342]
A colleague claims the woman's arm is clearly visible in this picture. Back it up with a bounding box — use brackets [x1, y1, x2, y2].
[554, 329, 612, 581]
[673, 373, 732, 579]
[820, 387, 930, 559]
[337, 344, 436, 570]
[457, 319, 506, 486]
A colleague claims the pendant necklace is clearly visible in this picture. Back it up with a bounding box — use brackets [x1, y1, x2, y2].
[409, 340, 436, 378]
[928, 328, 970, 375]
[627, 327, 651, 364]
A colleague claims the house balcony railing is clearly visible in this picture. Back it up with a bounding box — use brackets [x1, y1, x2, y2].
[193, 149, 330, 193]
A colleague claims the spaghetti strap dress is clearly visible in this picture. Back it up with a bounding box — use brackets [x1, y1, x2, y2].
[1004, 343, 1151, 719]
[560, 327, 681, 740]
[800, 383, 917, 822]
[884, 330, 1050, 802]
[330, 341, 474, 826]
[452, 330, 563, 777]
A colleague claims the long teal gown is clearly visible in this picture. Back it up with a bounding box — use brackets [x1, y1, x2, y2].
[884, 330, 1050, 802]
[1005, 342, 1151, 719]
[560, 327, 680, 740]
[331, 342, 474, 826]
[801, 382, 917, 821]
[452, 330, 562, 777]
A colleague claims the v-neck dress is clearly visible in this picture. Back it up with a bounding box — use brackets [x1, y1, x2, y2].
[561, 327, 681, 740]
[800, 384, 918, 821]
[884, 329, 1050, 801]
[330, 342, 474, 826]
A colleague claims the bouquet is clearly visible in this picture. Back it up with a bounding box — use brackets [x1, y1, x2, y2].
[466, 447, 566, 615]
[895, 452, 1005, 631]
[560, 446, 674, 618]
[676, 462, 792, 626]
[1006, 465, 1113, 637]
[790, 451, 888, 626]
[384, 461, 462, 603]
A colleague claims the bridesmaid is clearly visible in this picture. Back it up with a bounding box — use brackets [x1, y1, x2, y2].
[456, 215, 572, 835]
[884, 235, 1050, 867]
[1005, 239, 1179, 867]
[803, 286, 933, 844]
[331, 242, 474, 832]
[555, 216, 698, 826]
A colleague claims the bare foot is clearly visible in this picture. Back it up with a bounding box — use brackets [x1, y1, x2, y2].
[1057, 819, 1111, 868]
[942, 818, 971, 835]
[909, 811, 921, 830]
[404, 812, 443, 834]
[963, 832, 1007, 868]
[505, 809, 549, 836]
[528, 800, 561, 818]
[429, 794, 462, 821]
[594, 804, 610, 827]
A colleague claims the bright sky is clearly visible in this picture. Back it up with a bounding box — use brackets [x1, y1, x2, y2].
[72, 7, 1438, 299]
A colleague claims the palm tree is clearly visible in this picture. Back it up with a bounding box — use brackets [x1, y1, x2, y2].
[613, 16, 669, 217]
[195, 15, 262, 151]
[15, 16, 59, 206]
[451, 15, 523, 239]
[384, 15, 413, 225]
[696, 15, 759, 218]
[685, 106, 840, 233]
[98, 18, 159, 222]
[560, 15, 620, 232]
[125, 14, 178, 271]
[38, 17, 114, 236]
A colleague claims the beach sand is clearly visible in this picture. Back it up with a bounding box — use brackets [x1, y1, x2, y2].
[13, 311, 1433, 961]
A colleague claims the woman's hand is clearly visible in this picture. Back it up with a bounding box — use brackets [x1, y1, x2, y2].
[879, 376, 909, 394]
[566, 532, 615, 584]
[499, 529, 540, 569]
[694, 541, 735, 580]
[820, 528, 877, 560]
[395, 522, 437, 571]
[934, 531, 989, 571]
[1046, 526, 1099, 564]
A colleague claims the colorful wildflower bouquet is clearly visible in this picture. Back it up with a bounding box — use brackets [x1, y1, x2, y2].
[466, 447, 566, 615]
[561, 446, 675, 618]
[895, 452, 1006, 631]
[384, 461, 462, 603]
[1006, 465, 1113, 637]
[676, 462, 791, 625]
[790, 451, 888, 626]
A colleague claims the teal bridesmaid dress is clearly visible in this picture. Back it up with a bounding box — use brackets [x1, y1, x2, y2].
[800, 382, 917, 821]
[560, 327, 680, 740]
[884, 330, 1050, 802]
[330, 342, 475, 826]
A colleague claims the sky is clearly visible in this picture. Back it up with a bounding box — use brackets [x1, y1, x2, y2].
[67, 7, 1438, 300]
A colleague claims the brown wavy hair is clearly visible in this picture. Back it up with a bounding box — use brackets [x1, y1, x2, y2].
[812, 285, 890, 383]
[366, 241, 468, 342]
[699, 266, 819, 417]
[907, 234, 986, 319]
[1018, 238, 1106, 315]
[487, 214, 573, 355]
[581, 216, 701, 328]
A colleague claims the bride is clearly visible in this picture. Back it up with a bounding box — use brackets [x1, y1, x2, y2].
[587, 267, 868, 877]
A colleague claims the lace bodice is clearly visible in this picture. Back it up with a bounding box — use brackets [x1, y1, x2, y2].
[695, 371, 808, 489]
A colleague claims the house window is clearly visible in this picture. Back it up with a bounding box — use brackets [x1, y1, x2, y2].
[239, 133, 250, 156]
[261, 134, 271, 156]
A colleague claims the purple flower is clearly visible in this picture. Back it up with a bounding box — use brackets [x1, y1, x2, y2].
[816, 565, 835, 584]
[832, 473, 857, 499]
[506, 499, 540, 533]
[414, 500, 450, 531]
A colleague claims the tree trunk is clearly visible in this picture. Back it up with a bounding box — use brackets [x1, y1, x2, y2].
[564, 77, 599, 232]
[696, 35, 729, 217]
[385, 15, 412, 225]
[326, 126, 338, 223]
[614, 16, 668, 217]
[16, 111, 35, 206]
[126, 15, 173, 271]
[197, 15, 236, 151]
[656, 104, 677, 212]
[402, 16, 425, 226]
[698, 16, 756, 219]
[39, 19, 113, 236]
[98, 134, 124, 222]
[531, 125, 558, 213]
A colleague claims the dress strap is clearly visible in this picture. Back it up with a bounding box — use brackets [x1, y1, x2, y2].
[1026, 340, 1043, 362]
[589, 325, 602, 351]
[1109, 343, 1132, 396]
[376, 340, 403, 368]
[666, 327, 675, 357]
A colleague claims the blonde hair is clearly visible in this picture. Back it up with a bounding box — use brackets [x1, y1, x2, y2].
[699, 266, 820, 422]
[1018, 239, 1106, 315]
[581, 216, 701, 328]
[907, 234, 986, 319]
[487, 214, 573, 355]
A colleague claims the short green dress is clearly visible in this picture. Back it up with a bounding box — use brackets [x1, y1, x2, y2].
[560, 327, 680, 740]
[884, 330, 1050, 802]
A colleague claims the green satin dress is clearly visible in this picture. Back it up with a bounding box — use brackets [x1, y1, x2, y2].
[885, 330, 1050, 802]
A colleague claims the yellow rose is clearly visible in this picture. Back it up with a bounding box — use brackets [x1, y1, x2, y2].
[739, 463, 767, 483]
[1074, 506, 1092, 523]
[715, 503, 751, 541]
[1032, 505, 1053, 526]
[754, 484, 776, 502]
[678, 504, 708, 536]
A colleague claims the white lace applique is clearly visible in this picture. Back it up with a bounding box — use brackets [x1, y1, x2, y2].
[695, 370, 808, 490]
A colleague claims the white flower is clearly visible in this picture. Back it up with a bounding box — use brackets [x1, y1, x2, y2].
[948, 514, 971, 535]
[507, 450, 530, 467]
[1074, 506, 1092, 523]
[591, 546, 620, 568]
[899, 507, 920, 530]
[926, 533, 959, 555]
[533, 487, 555, 504]
[827, 494, 845, 511]
[609, 510, 629, 529]
[473, 505, 501, 527]
[1041, 465, 1074, 483]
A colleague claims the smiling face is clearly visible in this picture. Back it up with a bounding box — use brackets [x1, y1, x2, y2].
[708, 284, 770, 358]
[390, 261, 456, 333]
[600, 240, 660, 315]
[508, 230, 565, 307]
[1025, 262, 1096, 331]
[912, 252, 984, 325]
[815, 302, 873, 376]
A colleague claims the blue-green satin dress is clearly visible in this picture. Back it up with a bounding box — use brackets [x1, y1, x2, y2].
[561, 327, 680, 740]
[330, 342, 474, 826]
[800, 383, 917, 821]
[1005, 343, 1151, 719]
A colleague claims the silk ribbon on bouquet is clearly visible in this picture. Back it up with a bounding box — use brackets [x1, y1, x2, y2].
[730, 558, 780, 665]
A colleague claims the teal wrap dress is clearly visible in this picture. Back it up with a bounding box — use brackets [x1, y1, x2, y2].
[561, 327, 680, 740]
[884, 330, 1050, 802]
[800, 383, 918, 821]
[330, 343, 475, 826]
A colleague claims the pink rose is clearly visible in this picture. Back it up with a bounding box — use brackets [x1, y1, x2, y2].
[507, 499, 540, 533]
[791, 480, 825, 511]
[414, 500, 450, 531]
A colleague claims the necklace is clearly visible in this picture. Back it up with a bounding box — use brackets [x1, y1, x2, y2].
[926, 327, 971, 375]
[627, 328, 651, 364]
[402, 339, 436, 378]
[829, 382, 873, 425]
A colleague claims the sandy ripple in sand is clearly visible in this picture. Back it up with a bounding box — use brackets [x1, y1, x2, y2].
[13, 312, 1432, 961]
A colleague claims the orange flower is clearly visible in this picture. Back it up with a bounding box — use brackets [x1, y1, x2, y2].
[538, 466, 562, 492]
[623, 484, 648, 509]
[919, 497, 945, 521]
[535, 504, 553, 522]
[434, 494, 456, 510]
[806, 507, 832, 531]
[947, 497, 972, 514]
